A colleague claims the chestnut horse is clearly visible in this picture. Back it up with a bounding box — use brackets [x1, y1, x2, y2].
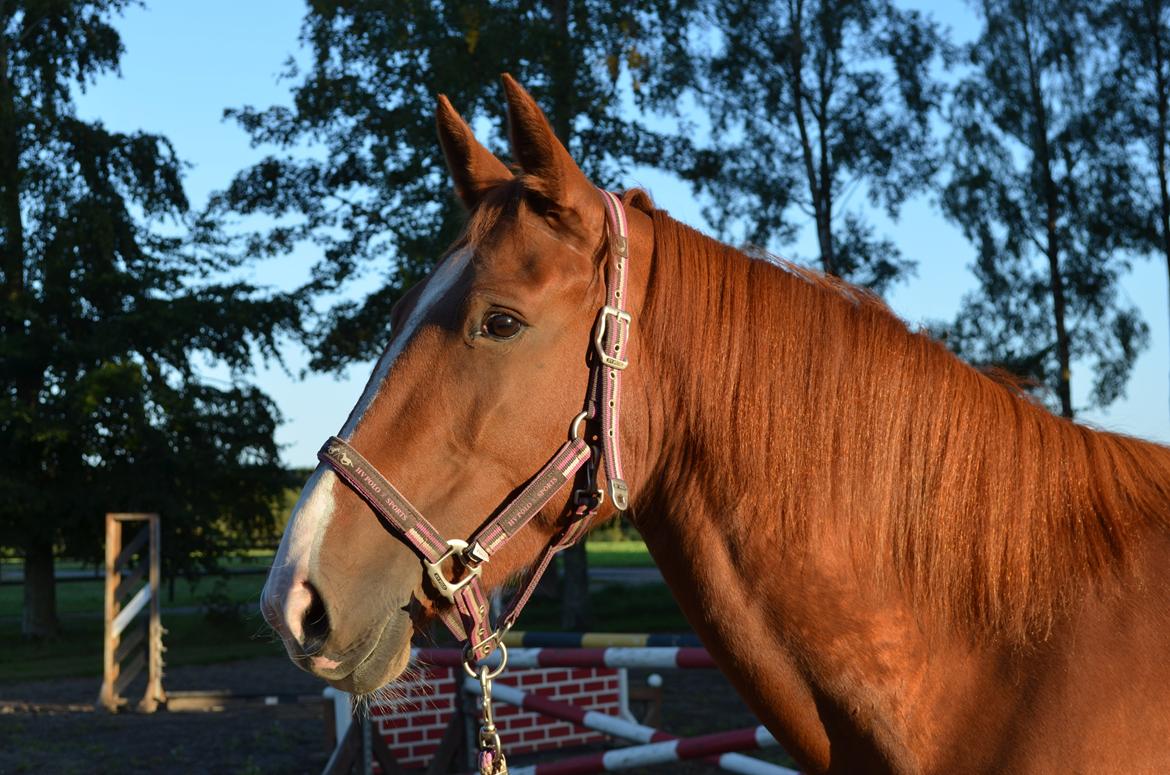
[262, 76, 1170, 773]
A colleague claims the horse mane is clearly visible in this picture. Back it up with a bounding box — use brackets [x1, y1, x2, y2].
[636, 200, 1170, 643]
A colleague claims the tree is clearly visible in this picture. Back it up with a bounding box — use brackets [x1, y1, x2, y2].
[217, 0, 697, 630]
[0, 1, 298, 637]
[1098, 0, 1170, 414]
[684, 0, 949, 293]
[942, 0, 1148, 418]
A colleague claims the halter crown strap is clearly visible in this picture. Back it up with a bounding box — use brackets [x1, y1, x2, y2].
[316, 187, 633, 664]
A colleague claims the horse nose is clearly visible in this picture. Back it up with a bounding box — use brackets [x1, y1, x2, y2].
[262, 574, 331, 656]
[299, 581, 331, 655]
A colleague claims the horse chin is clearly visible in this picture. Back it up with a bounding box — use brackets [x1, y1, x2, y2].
[328, 613, 414, 696]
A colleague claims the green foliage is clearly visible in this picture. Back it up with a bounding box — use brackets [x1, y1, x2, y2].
[683, 0, 949, 293]
[0, 2, 300, 635]
[1090, 0, 1170, 257]
[1094, 1, 1170, 412]
[215, 0, 698, 371]
[196, 576, 246, 626]
[941, 0, 1149, 415]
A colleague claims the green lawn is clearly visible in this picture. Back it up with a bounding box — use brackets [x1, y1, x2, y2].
[585, 539, 654, 567]
[0, 541, 653, 620]
[0, 539, 668, 683]
[0, 571, 275, 681]
[0, 612, 285, 683]
[0, 584, 686, 684]
[520, 582, 686, 632]
[0, 573, 267, 619]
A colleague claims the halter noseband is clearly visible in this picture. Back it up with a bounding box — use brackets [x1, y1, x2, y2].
[317, 188, 632, 667]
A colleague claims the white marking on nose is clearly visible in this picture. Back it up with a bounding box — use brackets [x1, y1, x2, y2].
[262, 464, 337, 641]
[341, 245, 473, 437]
[264, 246, 472, 643]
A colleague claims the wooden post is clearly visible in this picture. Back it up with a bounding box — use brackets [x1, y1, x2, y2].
[99, 512, 165, 713]
[98, 515, 122, 712]
[140, 513, 165, 712]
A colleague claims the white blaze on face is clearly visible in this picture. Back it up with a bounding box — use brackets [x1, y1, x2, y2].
[262, 247, 473, 639]
[340, 245, 473, 437]
[263, 464, 336, 640]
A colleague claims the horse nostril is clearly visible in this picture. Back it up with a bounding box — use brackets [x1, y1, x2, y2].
[300, 581, 331, 656]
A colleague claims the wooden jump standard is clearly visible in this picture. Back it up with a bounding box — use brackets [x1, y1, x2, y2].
[98, 512, 165, 713]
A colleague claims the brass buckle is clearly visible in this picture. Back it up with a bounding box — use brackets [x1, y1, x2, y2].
[423, 539, 483, 602]
[593, 305, 631, 370]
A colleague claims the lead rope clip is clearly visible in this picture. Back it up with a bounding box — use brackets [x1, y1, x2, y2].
[476, 665, 507, 775]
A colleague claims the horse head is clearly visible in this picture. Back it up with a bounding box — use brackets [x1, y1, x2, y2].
[260, 76, 652, 694]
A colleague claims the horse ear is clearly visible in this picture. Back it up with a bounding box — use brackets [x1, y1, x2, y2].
[436, 94, 511, 209]
[501, 74, 593, 208]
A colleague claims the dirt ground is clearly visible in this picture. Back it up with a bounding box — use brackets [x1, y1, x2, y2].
[0, 656, 799, 774]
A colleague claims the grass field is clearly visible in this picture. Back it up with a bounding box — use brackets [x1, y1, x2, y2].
[584, 539, 655, 567]
[0, 583, 686, 683]
[0, 573, 267, 618]
[0, 613, 283, 683]
[0, 540, 676, 683]
[0, 540, 654, 619]
[523, 582, 686, 631]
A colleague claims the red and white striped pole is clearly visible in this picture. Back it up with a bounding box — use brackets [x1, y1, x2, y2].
[413, 646, 715, 670]
[464, 678, 798, 775]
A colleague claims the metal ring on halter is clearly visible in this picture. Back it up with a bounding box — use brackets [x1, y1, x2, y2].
[462, 639, 508, 680]
[423, 539, 483, 602]
[569, 410, 589, 441]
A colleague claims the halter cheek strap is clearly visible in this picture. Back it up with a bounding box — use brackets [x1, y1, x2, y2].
[591, 192, 631, 509]
[317, 188, 633, 664]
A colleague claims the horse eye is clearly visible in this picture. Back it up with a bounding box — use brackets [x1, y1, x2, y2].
[481, 312, 523, 340]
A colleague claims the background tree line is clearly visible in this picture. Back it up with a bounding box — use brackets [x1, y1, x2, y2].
[3, 0, 1168, 637]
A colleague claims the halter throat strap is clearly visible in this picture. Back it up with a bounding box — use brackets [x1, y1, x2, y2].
[317, 188, 633, 663]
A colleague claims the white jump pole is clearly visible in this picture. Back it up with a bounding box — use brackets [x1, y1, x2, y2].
[464, 677, 797, 775]
[413, 646, 715, 670]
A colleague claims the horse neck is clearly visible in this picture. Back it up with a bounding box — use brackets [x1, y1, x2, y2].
[632, 207, 1170, 634]
[623, 209, 1170, 770]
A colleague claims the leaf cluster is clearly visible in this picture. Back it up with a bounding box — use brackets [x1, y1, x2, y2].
[215, 0, 699, 370]
[684, 0, 950, 292]
[0, 1, 301, 569]
[942, 0, 1151, 411]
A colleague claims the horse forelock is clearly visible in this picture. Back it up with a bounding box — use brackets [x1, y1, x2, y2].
[638, 207, 1170, 644]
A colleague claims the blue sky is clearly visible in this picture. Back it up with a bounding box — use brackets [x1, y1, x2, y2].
[74, 1, 1170, 467]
